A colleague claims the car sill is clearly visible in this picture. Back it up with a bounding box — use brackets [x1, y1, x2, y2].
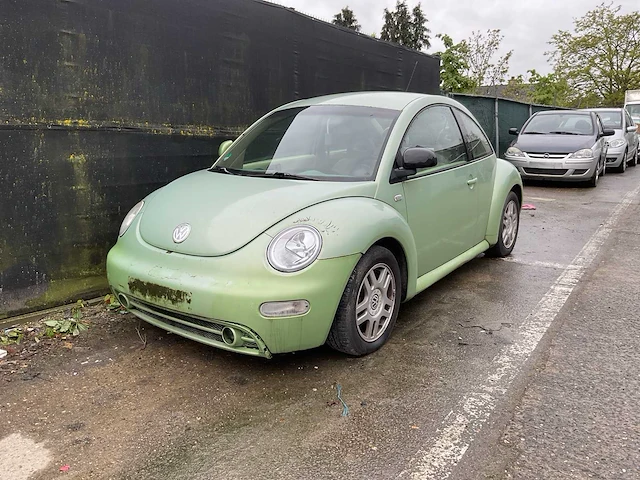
[413, 240, 490, 296]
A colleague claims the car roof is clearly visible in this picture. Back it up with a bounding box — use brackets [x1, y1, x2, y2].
[275, 91, 445, 111]
[582, 108, 623, 112]
[536, 110, 591, 116]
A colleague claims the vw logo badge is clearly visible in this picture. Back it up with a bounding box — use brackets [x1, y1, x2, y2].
[543, 153, 550, 158]
[172, 223, 191, 243]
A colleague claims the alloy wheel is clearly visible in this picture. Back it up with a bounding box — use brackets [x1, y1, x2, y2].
[502, 199, 519, 249]
[355, 263, 396, 342]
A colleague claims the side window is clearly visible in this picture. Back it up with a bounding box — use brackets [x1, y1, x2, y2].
[400, 105, 468, 171]
[452, 109, 494, 160]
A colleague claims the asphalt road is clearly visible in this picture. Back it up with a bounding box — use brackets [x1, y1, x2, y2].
[1, 166, 640, 480]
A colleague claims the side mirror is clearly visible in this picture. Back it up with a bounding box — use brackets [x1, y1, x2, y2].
[508, 128, 519, 136]
[602, 129, 615, 137]
[218, 139, 233, 156]
[627, 125, 637, 133]
[400, 147, 438, 169]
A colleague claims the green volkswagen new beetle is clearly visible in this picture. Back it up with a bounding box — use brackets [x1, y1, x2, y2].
[107, 92, 523, 358]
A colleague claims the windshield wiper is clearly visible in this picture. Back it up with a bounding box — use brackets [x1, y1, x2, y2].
[549, 131, 582, 135]
[252, 171, 319, 181]
[210, 166, 243, 175]
[523, 131, 547, 134]
[211, 167, 318, 181]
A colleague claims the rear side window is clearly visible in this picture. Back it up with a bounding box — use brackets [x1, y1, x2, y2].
[452, 109, 494, 160]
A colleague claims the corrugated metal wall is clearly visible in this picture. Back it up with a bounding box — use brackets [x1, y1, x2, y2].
[451, 94, 566, 157]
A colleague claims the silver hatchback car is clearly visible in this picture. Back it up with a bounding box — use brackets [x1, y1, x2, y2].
[505, 110, 614, 187]
[583, 108, 639, 173]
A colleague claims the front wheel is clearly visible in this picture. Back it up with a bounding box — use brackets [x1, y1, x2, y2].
[327, 246, 401, 356]
[486, 191, 520, 258]
[630, 149, 638, 167]
[615, 152, 627, 173]
[587, 160, 601, 187]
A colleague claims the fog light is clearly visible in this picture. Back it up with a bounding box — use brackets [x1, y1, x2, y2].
[259, 300, 310, 318]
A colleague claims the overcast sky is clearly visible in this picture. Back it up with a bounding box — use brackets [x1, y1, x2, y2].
[274, 0, 638, 79]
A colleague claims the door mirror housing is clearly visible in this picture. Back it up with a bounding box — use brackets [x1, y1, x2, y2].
[627, 125, 637, 133]
[601, 129, 615, 137]
[508, 127, 519, 136]
[218, 139, 234, 156]
[400, 147, 438, 169]
[390, 147, 438, 183]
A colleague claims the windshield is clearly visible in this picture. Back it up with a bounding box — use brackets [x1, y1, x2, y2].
[522, 113, 594, 135]
[595, 111, 622, 129]
[211, 105, 399, 182]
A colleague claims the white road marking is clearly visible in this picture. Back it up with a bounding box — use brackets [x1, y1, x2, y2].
[403, 182, 640, 480]
[498, 257, 572, 270]
[0, 433, 51, 480]
[525, 196, 556, 202]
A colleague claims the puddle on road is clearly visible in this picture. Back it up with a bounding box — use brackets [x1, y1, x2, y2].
[0, 433, 51, 480]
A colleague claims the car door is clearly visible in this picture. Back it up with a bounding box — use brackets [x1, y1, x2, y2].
[399, 105, 479, 277]
[452, 108, 497, 243]
[624, 111, 638, 156]
[594, 114, 607, 167]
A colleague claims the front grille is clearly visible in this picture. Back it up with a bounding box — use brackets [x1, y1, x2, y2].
[527, 153, 567, 159]
[127, 297, 265, 355]
[523, 168, 568, 176]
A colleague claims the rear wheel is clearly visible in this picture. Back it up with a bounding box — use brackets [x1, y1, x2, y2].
[327, 246, 401, 356]
[630, 149, 638, 167]
[486, 191, 520, 258]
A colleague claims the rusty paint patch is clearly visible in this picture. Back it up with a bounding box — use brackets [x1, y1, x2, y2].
[128, 278, 191, 305]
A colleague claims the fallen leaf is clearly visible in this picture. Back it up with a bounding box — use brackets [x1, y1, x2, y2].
[63, 342, 73, 349]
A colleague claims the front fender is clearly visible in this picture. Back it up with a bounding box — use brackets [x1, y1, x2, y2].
[264, 197, 420, 299]
[486, 159, 523, 246]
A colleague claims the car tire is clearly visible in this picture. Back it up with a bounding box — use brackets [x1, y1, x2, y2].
[616, 151, 627, 173]
[587, 160, 601, 187]
[485, 191, 520, 258]
[630, 149, 638, 167]
[327, 246, 401, 356]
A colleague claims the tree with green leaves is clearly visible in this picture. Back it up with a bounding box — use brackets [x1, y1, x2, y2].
[332, 6, 361, 32]
[465, 29, 512, 94]
[527, 70, 573, 106]
[380, 1, 431, 50]
[501, 75, 532, 102]
[436, 33, 475, 93]
[548, 3, 640, 106]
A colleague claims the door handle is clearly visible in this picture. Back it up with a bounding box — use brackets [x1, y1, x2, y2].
[467, 178, 478, 186]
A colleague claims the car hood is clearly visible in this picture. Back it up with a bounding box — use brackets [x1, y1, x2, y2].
[138, 170, 376, 256]
[514, 134, 596, 154]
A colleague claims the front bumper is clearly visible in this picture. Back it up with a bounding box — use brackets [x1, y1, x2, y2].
[107, 222, 360, 358]
[605, 147, 625, 167]
[504, 154, 598, 181]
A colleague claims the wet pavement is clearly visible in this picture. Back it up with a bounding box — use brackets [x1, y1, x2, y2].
[1, 166, 640, 480]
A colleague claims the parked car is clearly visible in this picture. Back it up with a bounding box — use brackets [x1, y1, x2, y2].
[583, 108, 639, 173]
[505, 110, 614, 186]
[106, 92, 523, 358]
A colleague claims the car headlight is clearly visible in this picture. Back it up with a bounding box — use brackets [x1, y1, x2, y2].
[505, 147, 525, 157]
[568, 149, 593, 159]
[607, 139, 625, 148]
[267, 226, 322, 273]
[118, 201, 144, 237]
